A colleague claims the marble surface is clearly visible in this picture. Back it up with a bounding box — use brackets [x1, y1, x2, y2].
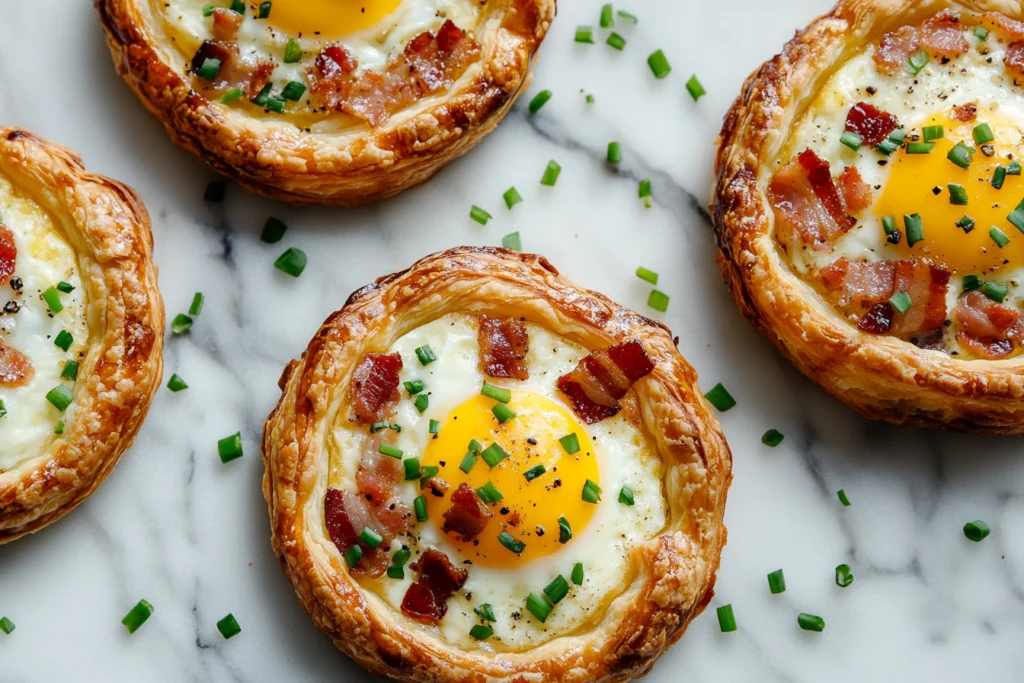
[1, 1, 1022, 681]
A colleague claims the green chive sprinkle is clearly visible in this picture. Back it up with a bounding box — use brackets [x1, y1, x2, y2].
[251, 83, 273, 107]
[599, 3, 613, 27]
[197, 57, 221, 81]
[475, 604, 496, 622]
[840, 131, 863, 152]
[541, 160, 562, 187]
[122, 600, 154, 634]
[404, 379, 425, 395]
[481, 383, 512, 403]
[647, 290, 669, 312]
[647, 50, 671, 79]
[704, 383, 736, 412]
[761, 429, 784, 447]
[61, 360, 79, 382]
[477, 481, 503, 503]
[204, 181, 226, 202]
[947, 141, 973, 169]
[882, 215, 897, 236]
[344, 545, 363, 568]
[481, 443, 509, 468]
[526, 593, 550, 622]
[167, 373, 189, 392]
[685, 75, 706, 102]
[459, 451, 479, 474]
[607, 141, 622, 165]
[41, 287, 63, 313]
[544, 575, 570, 604]
[284, 38, 302, 64]
[559, 433, 581, 454]
[1008, 198, 1024, 233]
[469, 205, 492, 225]
[905, 141, 934, 155]
[639, 179, 652, 207]
[582, 479, 602, 504]
[55, 420, 65, 435]
[994, 165, 1008, 190]
[575, 26, 594, 44]
[558, 516, 572, 543]
[0, 617, 14, 635]
[990, 226, 1011, 248]
[220, 88, 243, 104]
[798, 613, 825, 632]
[889, 291, 912, 315]
[617, 10, 638, 23]
[636, 266, 658, 285]
[469, 624, 493, 640]
[502, 232, 522, 251]
[492, 403, 516, 423]
[499, 531, 526, 554]
[171, 314, 193, 335]
[1007, 160, 1022, 175]
[585, 93, 595, 104]
[973, 123, 995, 145]
[54, 330, 73, 352]
[189, 292, 205, 317]
[948, 183, 969, 205]
[618, 485, 635, 506]
[974, 26, 989, 40]
[503, 187, 523, 209]
[281, 80, 306, 101]
[837, 489, 851, 507]
[203, 4, 215, 17]
[980, 281, 1008, 303]
[414, 496, 427, 522]
[359, 527, 383, 549]
[572, 562, 584, 585]
[229, 0, 244, 13]
[717, 604, 737, 632]
[258, 2, 271, 19]
[378, 443, 403, 459]
[403, 458, 421, 481]
[835, 563, 854, 588]
[767, 569, 786, 594]
[418, 466, 439, 486]
[56, 281, 74, 293]
[528, 90, 552, 114]
[524, 464, 546, 482]
[218, 432, 243, 463]
[274, 248, 307, 277]
[217, 614, 242, 639]
[46, 385, 73, 412]
[907, 49, 928, 75]
[956, 215, 976, 233]
[414, 394, 429, 414]
[962, 274, 982, 292]
[964, 520, 990, 542]
[904, 213, 924, 246]
[606, 32, 627, 50]
[922, 125, 944, 142]
[415, 345, 436, 366]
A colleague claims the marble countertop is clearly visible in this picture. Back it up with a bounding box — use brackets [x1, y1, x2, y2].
[2, 1, 1021, 681]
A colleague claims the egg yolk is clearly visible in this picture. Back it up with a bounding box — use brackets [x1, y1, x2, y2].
[875, 107, 1024, 275]
[420, 391, 598, 568]
[268, 0, 402, 40]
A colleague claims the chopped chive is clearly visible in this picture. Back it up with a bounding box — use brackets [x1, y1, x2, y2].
[220, 88, 243, 104]
[907, 49, 928, 75]
[528, 90, 552, 114]
[415, 345, 436, 366]
[905, 141, 934, 154]
[359, 527, 383, 549]
[839, 131, 863, 152]
[0, 617, 14, 634]
[229, 0, 244, 13]
[0, 400, 5, 418]
[369, 421, 390, 433]
[526, 593, 550, 622]
[882, 215, 897, 235]
[475, 604, 496, 622]
[477, 481, 504, 503]
[922, 125, 944, 142]
[218, 432, 243, 463]
[889, 291, 912, 315]
[974, 26, 989, 40]
[1009, 198, 1024, 233]
[964, 520, 990, 542]
[189, 292, 205, 317]
[647, 289, 669, 312]
[256, 219, 287, 246]
[414, 394, 429, 414]
[606, 141, 623, 165]
[41, 287, 63, 313]
[606, 32, 627, 50]
[284, 38, 302, 63]
[46, 385, 73, 412]
[197, 57, 222, 80]
[875, 139, 899, 156]
[636, 266, 658, 285]
[798, 613, 825, 632]
[459, 451, 479, 473]
[56, 281, 74, 293]
[61, 360, 80, 382]
[647, 49, 671, 79]
[599, 3, 613, 27]
[122, 600, 154, 634]
[639, 178, 652, 207]
[481, 443, 509, 468]
[947, 141, 972, 169]
[981, 281, 1008, 303]
[414, 496, 427, 522]
[502, 232, 522, 251]
[171, 314, 193, 335]
[273, 247, 307, 277]
[948, 183, 969, 205]
[54, 420, 65, 435]
[544, 575, 570, 604]
[993, 165, 1007, 190]
[503, 187, 523, 209]
[1008, 160, 1022, 175]
[617, 10, 638, 23]
[585, 92, 595, 104]
[704, 383, 736, 412]
[956, 214, 976, 233]
[582, 479, 602, 504]
[559, 433, 580, 454]
[618, 485, 635, 506]
[973, 123, 995, 145]
[558, 516, 572, 543]
[203, 4, 215, 17]
[264, 97, 287, 114]
[889, 129, 907, 145]
[990, 226, 1011, 247]
[685, 75, 706, 101]
[469, 624, 493, 640]
[378, 444, 403, 459]
[469, 205, 492, 225]
[403, 458, 421, 481]
[54, 330, 73, 352]
[404, 379, 425, 395]
[767, 569, 786, 594]
[540, 159, 562, 186]
[344, 545, 363, 568]
[835, 563, 854, 588]
[385, 564, 404, 580]
[498, 531, 526, 554]
[418, 465, 439, 486]
[717, 604, 737, 632]
[281, 80, 306, 101]
[837, 489, 851, 507]
[962, 274, 982, 292]
[481, 383, 512, 403]
[167, 373, 188, 392]
[524, 464, 546, 481]
[250, 82, 273, 107]
[572, 562, 585, 585]
[574, 25, 594, 44]
[217, 613, 242, 639]
[469, 439, 481, 452]
[904, 213, 924, 246]
[761, 429, 784, 447]
[258, 1, 271, 18]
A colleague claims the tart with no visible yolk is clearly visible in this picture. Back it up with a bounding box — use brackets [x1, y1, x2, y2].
[714, 0, 1024, 434]
[94, 0, 555, 206]
[262, 247, 731, 682]
[0, 129, 163, 542]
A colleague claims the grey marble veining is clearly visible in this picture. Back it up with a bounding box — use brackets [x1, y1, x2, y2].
[1, 1, 1022, 681]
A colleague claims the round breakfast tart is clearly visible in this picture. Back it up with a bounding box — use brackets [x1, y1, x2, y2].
[714, 0, 1024, 434]
[262, 248, 731, 682]
[0, 129, 163, 542]
[94, 0, 555, 206]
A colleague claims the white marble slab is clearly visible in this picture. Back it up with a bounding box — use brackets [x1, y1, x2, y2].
[1, 1, 1021, 681]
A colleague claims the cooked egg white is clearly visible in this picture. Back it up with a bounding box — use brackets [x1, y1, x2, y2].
[329, 314, 666, 650]
[781, 28, 1024, 350]
[0, 175, 87, 473]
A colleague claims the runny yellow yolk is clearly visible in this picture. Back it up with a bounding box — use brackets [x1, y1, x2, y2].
[420, 391, 598, 568]
[268, 0, 403, 39]
[875, 107, 1024, 276]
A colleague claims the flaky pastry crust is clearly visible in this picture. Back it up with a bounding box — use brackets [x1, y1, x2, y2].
[0, 129, 163, 542]
[262, 247, 731, 682]
[94, 0, 555, 206]
[713, 0, 1024, 434]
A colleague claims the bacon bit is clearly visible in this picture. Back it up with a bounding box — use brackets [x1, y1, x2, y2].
[844, 102, 899, 147]
[507, 511, 521, 527]
[0, 339, 33, 388]
[921, 10, 969, 59]
[821, 258, 894, 307]
[874, 26, 920, 75]
[556, 339, 655, 424]
[309, 20, 480, 127]
[478, 316, 529, 380]
[858, 302, 895, 334]
[324, 488, 391, 578]
[424, 477, 449, 497]
[190, 40, 274, 98]
[0, 225, 15, 283]
[356, 431, 404, 505]
[950, 102, 978, 122]
[442, 483, 493, 541]
[374, 496, 412, 537]
[955, 291, 1024, 358]
[891, 261, 950, 335]
[769, 150, 856, 249]
[1006, 42, 1024, 77]
[838, 166, 873, 214]
[349, 352, 403, 424]
[401, 549, 468, 624]
[211, 8, 243, 40]
[980, 12, 1024, 41]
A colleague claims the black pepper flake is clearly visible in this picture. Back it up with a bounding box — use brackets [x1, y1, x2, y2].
[932, 186, 942, 195]
[3, 300, 19, 314]
[886, 230, 903, 245]
[10, 277, 22, 291]
[526, 437, 537, 445]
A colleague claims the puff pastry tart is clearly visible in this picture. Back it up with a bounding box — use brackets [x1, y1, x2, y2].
[263, 247, 731, 682]
[714, 0, 1024, 433]
[0, 130, 163, 542]
[94, 0, 554, 206]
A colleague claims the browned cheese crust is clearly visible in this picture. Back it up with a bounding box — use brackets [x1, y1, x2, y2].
[0, 129, 164, 542]
[712, 0, 1024, 434]
[94, 0, 556, 206]
[262, 247, 732, 682]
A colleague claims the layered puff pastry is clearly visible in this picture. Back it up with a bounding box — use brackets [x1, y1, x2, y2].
[0, 129, 163, 542]
[714, 0, 1024, 434]
[94, 0, 555, 206]
[262, 247, 731, 682]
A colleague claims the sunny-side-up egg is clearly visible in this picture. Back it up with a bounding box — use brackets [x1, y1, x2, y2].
[780, 26, 1024, 353]
[329, 314, 666, 650]
[0, 175, 87, 473]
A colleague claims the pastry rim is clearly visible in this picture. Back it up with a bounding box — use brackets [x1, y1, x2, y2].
[0, 128, 164, 542]
[712, 0, 1024, 434]
[262, 246, 732, 682]
[93, 0, 556, 206]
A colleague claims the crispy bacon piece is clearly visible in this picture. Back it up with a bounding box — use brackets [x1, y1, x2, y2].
[1007, 42, 1024, 77]
[845, 102, 899, 147]
[921, 10, 969, 59]
[0, 225, 14, 283]
[442, 483, 493, 541]
[874, 26, 920, 74]
[349, 352, 403, 424]
[769, 150, 857, 250]
[838, 166, 872, 214]
[557, 339, 655, 424]
[211, 8, 243, 40]
[859, 303, 895, 334]
[821, 258, 894, 307]
[0, 339, 33, 388]
[950, 102, 978, 122]
[309, 20, 481, 127]
[356, 431, 404, 505]
[891, 261, 950, 336]
[980, 12, 1024, 41]
[324, 488, 391, 578]
[401, 549, 468, 624]
[955, 291, 1024, 358]
[190, 40, 274, 98]
[478, 316, 529, 380]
